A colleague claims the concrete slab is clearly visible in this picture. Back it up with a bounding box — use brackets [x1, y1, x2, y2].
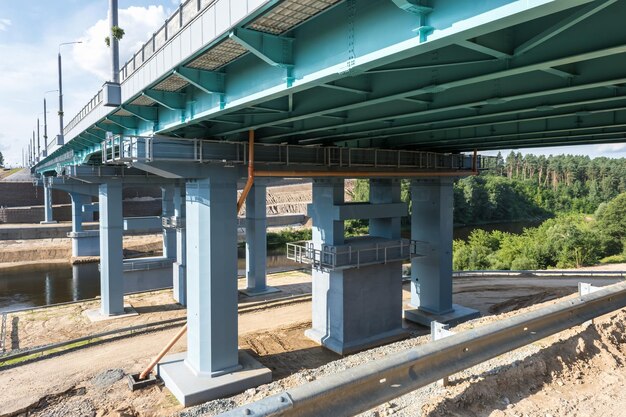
[158, 350, 272, 407]
[83, 304, 138, 322]
[239, 286, 280, 297]
[404, 304, 481, 327]
[39, 220, 58, 224]
[305, 327, 408, 355]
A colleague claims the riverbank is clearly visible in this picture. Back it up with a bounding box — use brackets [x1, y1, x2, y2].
[2, 269, 626, 416]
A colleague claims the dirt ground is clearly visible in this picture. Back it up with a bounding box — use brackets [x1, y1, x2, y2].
[1, 268, 625, 417]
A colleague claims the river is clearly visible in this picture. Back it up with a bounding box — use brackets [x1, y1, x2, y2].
[0, 221, 540, 312]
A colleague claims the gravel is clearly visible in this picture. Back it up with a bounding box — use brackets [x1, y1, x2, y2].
[91, 369, 125, 388]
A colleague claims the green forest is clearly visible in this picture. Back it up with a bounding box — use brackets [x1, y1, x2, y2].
[346, 152, 626, 270]
[454, 152, 626, 270]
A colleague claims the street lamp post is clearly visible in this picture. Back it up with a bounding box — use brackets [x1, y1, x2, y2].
[43, 90, 58, 157]
[57, 41, 82, 146]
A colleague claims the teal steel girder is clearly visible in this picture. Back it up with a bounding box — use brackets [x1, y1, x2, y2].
[174, 67, 225, 95]
[121, 105, 158, 123]
[229, 28, 294, 69]
[143, 90, 186, 111]
[38, 0, 626, 174]
[106, 115, 139, 130]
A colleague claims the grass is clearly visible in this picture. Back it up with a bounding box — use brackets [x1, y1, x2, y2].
[0, 338, 98, 367]
[0, 168, 22, 180]
[599, 253, 626, 264]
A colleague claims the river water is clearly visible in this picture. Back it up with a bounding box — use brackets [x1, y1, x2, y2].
[0, 248, 300, 313]
[0, 221, 540, 313]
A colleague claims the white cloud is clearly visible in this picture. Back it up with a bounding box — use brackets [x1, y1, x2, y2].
[0, 18, 11, 31]
[597, 143, 626, 153]
[72, 6, 166, 81]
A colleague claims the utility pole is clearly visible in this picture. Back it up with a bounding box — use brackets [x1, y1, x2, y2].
[110, 0, 120, 84]
[57, 42, 82, 145]
[37, 118, 40, 159]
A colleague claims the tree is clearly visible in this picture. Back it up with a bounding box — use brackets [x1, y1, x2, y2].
[0, 151, 4, 167]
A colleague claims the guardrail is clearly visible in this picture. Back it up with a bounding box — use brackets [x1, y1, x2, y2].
[454, 270, 626, 278]
[102, 135, 491, 171]
[218, 280, 626, 417]
[287, 239, 417, 270]
[63, 90, 103, 136]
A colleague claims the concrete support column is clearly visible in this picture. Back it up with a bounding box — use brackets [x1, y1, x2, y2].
[310, 179, 345, 247]
[173, 185, 187, 305]
[82, 197, 94, 223]
[306, 178, 407, 354]
[40, 177, 57, 224]
[99, 180, 125, 316]
[162, 185, 176, 259]
[185, 175, 239, 374]
[405, 178, 479, 326]
[69, 193, 100, 258]
[158, 172, 271, 406]
[369, 179, 401, 239]
[70, 193, 85, 233]
[243, 183, 278, 296]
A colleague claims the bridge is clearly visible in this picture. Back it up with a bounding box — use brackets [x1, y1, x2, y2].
[28, 0, 626, 407]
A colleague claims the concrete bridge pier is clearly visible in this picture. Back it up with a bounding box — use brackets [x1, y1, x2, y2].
[158, 173, 271, 407]
[69, 192, 99, 257]
[242, 182, 279, 297]
[162, 185, 176, 260]
[305, 178, 407, 355]
[172, 184, 187, 306]
[40, 177, 57, 224]
[404, 178, 480, 326]
[98, 180, 125, 316]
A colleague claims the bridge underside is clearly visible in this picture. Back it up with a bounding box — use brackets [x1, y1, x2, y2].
[36, 0, 626, 175]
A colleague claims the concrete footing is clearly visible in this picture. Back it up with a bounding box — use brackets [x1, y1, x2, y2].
[239, 286, 280, 297]
[305, 326, 407, 355]
[404, 304, 480, 327]
[69, 230, 100, 257]
[83, 304, 138, 322]
[158, 351, 272, 407]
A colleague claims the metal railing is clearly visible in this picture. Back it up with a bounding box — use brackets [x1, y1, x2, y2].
[454, 270, 626, 278]
[63, 90, 103, 136]
[287, 239, 416, 270]
[101, 135, 491, 171]
[119, 0, 218, 82]
[218, 280, 626, 417]
[122, 258, 174, 273]
[62, 0, 220, 140]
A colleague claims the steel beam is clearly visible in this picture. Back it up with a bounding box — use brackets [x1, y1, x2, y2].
[514, 0, 619, 56]
[174, 67, 225, 95]
[143, 89, 186, 111]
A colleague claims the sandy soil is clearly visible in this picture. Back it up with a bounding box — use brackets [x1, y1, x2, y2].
[1, 270, 625, 417]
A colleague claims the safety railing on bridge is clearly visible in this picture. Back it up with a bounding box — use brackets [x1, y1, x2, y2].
[286, 239, 419, 271]
[119, 0, 218, 83]
[63, 90, 103, 136]
[101, 135, 491, 171]
[61, 0, 254, 142]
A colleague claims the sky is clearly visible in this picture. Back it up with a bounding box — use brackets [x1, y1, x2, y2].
[0, 1, 625, 167]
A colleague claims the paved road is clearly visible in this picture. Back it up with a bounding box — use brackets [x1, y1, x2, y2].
[1, 168, 33, 182]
